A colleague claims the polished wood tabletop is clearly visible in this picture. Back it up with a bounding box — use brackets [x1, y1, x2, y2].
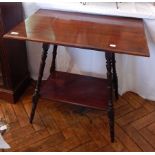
[4, 9, 149, 57]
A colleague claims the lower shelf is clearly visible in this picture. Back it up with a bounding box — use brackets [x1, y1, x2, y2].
[40, 71, 109, 110]
[0, 69, 4, 86]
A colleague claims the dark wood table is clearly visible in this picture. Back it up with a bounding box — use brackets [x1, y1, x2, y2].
[3, 9, 149, 142]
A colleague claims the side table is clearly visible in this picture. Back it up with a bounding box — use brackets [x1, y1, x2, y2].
[3, 9, 149, 142]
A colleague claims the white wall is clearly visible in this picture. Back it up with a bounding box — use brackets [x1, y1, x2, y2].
[23, 2, 155, 100]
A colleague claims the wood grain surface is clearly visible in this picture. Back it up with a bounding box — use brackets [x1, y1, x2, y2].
[4, 9, 149, 57]
[0, 86, 155, 151]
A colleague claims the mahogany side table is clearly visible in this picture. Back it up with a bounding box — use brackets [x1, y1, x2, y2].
[3, 9, 149, 142]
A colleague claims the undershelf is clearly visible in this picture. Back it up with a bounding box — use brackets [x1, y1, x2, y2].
[40, 71, 109, 110]
[0, 69, 4, 87]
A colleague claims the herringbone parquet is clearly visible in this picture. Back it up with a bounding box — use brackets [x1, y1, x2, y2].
[1, 85, 155, 152]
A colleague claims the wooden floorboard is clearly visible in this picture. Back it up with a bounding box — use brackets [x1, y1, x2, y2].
[0, 87, 155, 152]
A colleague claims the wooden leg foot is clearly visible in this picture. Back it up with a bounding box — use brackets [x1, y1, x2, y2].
[108, 109, 115, 143]
[29, 94, 39, 123]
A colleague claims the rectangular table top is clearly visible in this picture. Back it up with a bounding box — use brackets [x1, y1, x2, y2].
[4, 9, 149, 57]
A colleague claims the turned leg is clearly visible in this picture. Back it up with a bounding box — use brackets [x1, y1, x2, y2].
[112, 53, 118, 100]
[105, 52, 115, 143]
[50, 45, 58, 73]
[30, 43, 50, 123]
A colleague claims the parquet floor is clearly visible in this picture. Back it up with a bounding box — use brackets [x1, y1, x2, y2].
[1, 85, 155, 152]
